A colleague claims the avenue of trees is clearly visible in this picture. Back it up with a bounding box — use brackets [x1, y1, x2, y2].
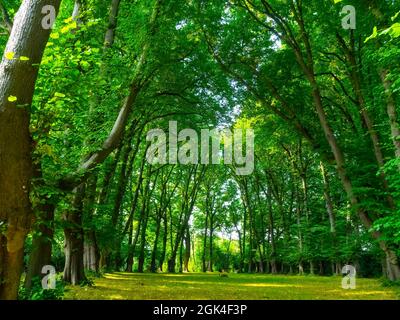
[0, 0, 400, 300]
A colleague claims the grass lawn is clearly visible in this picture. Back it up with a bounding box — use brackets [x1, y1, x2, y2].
[64, 272, 400, 300]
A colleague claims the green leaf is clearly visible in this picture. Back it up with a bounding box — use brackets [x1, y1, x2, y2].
[5, 52, 15, 60]
[365, 26, 378, 43]
[389, 23, 400, 38]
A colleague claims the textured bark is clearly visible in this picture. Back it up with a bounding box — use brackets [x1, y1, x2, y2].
[63, 184, 86, 285]
[83, 175, 99, 272]
[83, 233, 99, 272]
[104, 0, 121, 47]
[0, 0, 61, 300]
[24, 202, 55, 291]
[24, 158, 55, 290]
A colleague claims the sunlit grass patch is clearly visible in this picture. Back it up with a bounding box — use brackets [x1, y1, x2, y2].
[64, 272, 399, 300]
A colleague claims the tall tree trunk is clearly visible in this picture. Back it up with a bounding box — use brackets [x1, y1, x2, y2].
[138, 167, 159, 272]
[296, 197, 304, 276]
[24, 202, 55, 291]
[136, 201, 148, 273]
[336, 32, 394, 207]
[125, 156, 147, 272]
[179, 239, 184, 273]
[168, 166, 205, 272]
[158, 211, 168, 272]
[58, 0, 163, 191]
[25, 161, 55, 291]
[0, 0, 61, 300]
[208, 225, 214, 272]
[104, 0, 121, 47]
[83, 175, 99, 273]
[138, 171, 155, 273]
[296, 10, 400, 280]
[202, 210, 208, 272]
[150, 212, 162, 273]
[126, 223, 134, 272]
[84, 231, 99, 273]
[63, 184, 87, 285]
[184, 231, 191, 272]
[320, 162, 340, 270]
[266, 186, 277, 274]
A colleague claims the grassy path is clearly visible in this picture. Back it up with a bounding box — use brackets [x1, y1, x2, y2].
[64, 272, 399, 300]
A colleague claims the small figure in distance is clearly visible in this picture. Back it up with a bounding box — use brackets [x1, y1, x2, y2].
[219, 269, 229, 277]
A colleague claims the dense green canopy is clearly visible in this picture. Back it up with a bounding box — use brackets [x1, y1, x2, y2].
[0, 0, 400, 300]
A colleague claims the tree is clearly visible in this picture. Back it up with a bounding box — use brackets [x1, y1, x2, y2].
[0, 0, 61, 300]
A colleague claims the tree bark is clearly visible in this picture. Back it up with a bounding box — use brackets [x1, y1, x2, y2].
[0, 0, 61, 300]
[24, 202, 55, 291]
[285, 4, 400, 280]
[202, 209, 208, 272]
[63, 184, 87, 285]
[104, 0, 121, 47]
[183, 228, 191, 272]
[168, 166, 205, 272]
[158, 209, 168, 271]
[208, 223, 214, 272]
[125, 223, 134, 272]
[138, 168, 158, 273]
[83, 175, 99, 272]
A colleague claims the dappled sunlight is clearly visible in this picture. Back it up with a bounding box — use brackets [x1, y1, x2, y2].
[243, 283, 303, 288]
[158, 274, 194, 277]
[103, 274, 140, 281]
[64, 273, 399, 300]
[325, 289, 395, 299]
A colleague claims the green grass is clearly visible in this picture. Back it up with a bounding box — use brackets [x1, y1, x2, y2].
[64, 272, 400, 300]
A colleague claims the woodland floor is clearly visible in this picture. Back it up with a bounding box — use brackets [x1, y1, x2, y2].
[64, 272, 400, 300]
